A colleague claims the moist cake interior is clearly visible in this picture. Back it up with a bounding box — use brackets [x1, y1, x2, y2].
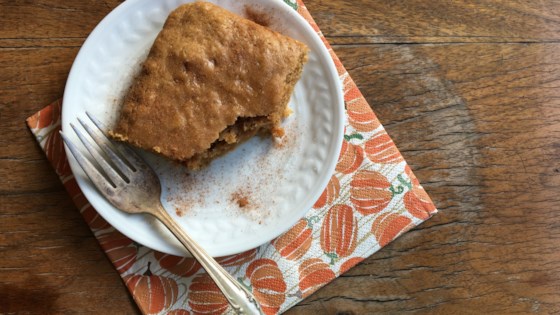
[184, 116, 273, 170]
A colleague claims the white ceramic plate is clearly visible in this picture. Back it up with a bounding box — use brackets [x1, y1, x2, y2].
[62, 0, 344, 257]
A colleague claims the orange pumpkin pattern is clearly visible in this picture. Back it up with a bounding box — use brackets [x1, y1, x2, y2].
[80, 202, 111, 230]
[313, 175, 340, 209]
[344, 76, 360, 100]
[188, 273, 229, 315]
[44, 124, 71, 177]
[27, 2, 437, 314]
[98, 229, 137, 274]
[154, 252, 201, 277]
[63, 176, 81, 196]
[272, 219, 313, 260]
[350, 170, 392, 215]
[26, 99, 61, 130]
[339, 257, 365, 275]
[404, 166, 437, 220]
[336, 140, 364, 174]
[347, 98, 381, 133]
[372, 213, 413, 247]
[405, 165, 420, 186]
[71, 190, 110, 230]
[125, 263, 179, 314]
[298, 258, 335, 298]
[216, 248, 257, 267]
[320, 205, 358, 262]
[246, 259, 287, 315]
[342, 73, 355, 96]
[405, 186, 436, 220]
[365, 131, 404, 164]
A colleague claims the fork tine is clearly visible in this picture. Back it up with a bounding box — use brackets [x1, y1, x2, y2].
[86, 112, 146, 171]
[70, 122, 125, 187]
[60, 131, 116, 193]
[78, 117, 132, 180]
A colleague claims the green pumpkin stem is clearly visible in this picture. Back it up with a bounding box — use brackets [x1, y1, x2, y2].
[306, 216, 320, 228]
[325, 252, 338, 265]
[397, 174, 412, 190]
[344, 133, 364, 141]
[389, 185, 405, 197]
[237, 277, 253, 292]
[283, 0, 298, 10]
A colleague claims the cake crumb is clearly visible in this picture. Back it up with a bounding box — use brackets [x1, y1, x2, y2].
[175, 207, 186, 217]
[283, 107, 293, 118]
[237, 196, 249, 208]
[231, 189, 252, 209]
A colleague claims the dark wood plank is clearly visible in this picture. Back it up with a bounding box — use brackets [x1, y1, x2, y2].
[0, 0, 124, 39]
[305, 0, 560, 44]
[0, 192, 139, 314]
[0, 47, 79, 194]
[2, 0, 560, 43]
[0, 1, 137, 312]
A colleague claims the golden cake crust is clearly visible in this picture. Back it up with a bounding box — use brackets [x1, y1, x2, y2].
[111, 2, 308, 167]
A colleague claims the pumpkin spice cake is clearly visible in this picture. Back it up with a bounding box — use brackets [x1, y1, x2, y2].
[110, 2, 308, 169]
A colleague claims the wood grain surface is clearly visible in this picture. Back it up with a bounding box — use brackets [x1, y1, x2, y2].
[1, 0, 559, 314]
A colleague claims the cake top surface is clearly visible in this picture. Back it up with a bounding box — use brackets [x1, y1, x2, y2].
[113, 1, 308, 161]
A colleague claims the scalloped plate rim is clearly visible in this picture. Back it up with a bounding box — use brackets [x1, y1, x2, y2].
[62, 0, 344, 257]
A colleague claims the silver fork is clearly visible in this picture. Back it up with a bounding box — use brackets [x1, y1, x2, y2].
[60, 112, 263, 315]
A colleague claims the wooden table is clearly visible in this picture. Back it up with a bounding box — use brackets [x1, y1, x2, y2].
[2, 0, 559, 313]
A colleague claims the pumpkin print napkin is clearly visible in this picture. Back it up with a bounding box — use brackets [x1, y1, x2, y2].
[26, 0, 437, 314]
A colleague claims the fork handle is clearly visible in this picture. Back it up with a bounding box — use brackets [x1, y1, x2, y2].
[154, 206, 263, 315]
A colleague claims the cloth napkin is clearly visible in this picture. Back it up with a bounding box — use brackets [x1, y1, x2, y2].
[26, 0, 437, 314]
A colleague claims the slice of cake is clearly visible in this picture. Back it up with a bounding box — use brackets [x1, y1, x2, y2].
[110, 2, 308, 170]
